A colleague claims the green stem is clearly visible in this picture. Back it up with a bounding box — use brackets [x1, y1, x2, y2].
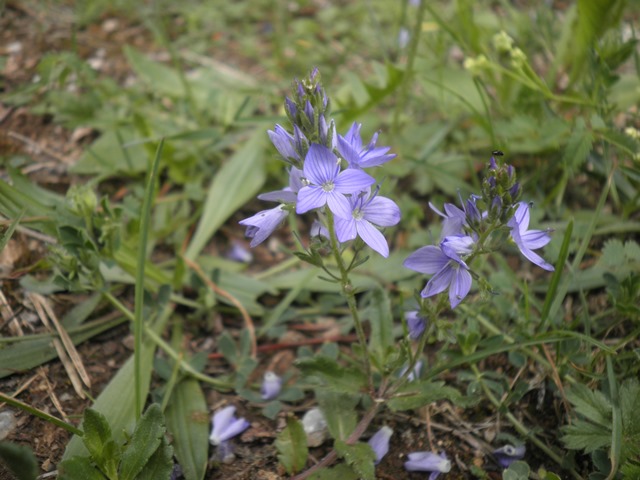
[103, 292, 231, 389]
[325, 209, 373, 392]
[470, 365, 584, 480]
[0, 393, 83, 436]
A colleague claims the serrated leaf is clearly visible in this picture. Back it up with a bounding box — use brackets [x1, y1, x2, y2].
[565, 384, 612, 427]
[334, 440, 376, 480]
[296, 357, 367, 394]
[82, 409, 113, 459]
[317, 391, 358, 441]
[82, 409, 119, 478]
[0, 442, 39, 480]
[184, 130, 266, 260]
[134, 436, 174, 480]
[165, 379, 209, 480]
[119, 404, 166, 480]
[387, 381, 465, 411]
[562, 118, 593, 171]
[58, 455, 107, 480]
[276, 416, 308, 475]
[562, 419, 611, 453]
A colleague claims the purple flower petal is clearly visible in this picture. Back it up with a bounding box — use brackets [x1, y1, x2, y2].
[362, 196, 401, 227]
[493, 444, 526, 468]
[303, 144, 339, 185]
[334, 169, 375, 194]
[325, 191, 353, 219]
[356, 220, 389, 257]
[422, 265, 455, 298]
[368, 426, 393, 465]
[405, 311, 427, 339]
[296, 186, 327, 214]
[260, 371, 282, 400]
[239, 205, 288, 247]
[404, 246, 449, 275]
[508, 202, 554, 271]
[449, 267, 472, 308]
[209, 406, 250, 446]
[404, 451, 451, 477]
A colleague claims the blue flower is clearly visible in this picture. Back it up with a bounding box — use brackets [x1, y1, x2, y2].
[337, 122, 396, 169]
[267, 125, 306, 165]
[260, 371, 282, 401]
[507, 202, 554, 271]
[368, 426, 393, 465]
[258, 167, 304, 204]
[404, 451, 451, 479]
[493, 444, 526, 468]
[296, 144, 375, 219]
[333, 188, 401, 257]
[405, 310, 427, 339]
[239, 205, 289, 247]
[403, 235, 475, 308]
[209, 406, 250, 446]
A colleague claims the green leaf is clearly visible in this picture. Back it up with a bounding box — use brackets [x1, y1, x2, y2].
[58, 456, 107, 480]
[334, 440, 376, 480]
[365, 288, 393, 357]
[0, 442, 39, 480]
[502, 461, 530, 480]
[119, 404, 166, 480]
[296, 357, 367, 395]
[134, 436, 174, 480]
[124, 46, 184, 98]
[184, 129, 266, 260]
[387, 381, 465, 411]
[308, 463, 360, 480]
[562, 118, 593, 171]
[82, 409, 119, 478]
[317, 391, 358, 441]
[276, 416, 309, 475]
[566, 384, 612, 427]
[563, 419, 612, 453]
[165, 379, 209, 480]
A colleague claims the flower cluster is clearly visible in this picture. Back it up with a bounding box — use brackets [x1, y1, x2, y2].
[240, 69, 400, 257]
[404, 152, 554, 309]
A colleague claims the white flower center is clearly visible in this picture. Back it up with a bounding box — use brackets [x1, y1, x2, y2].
[322, 181, 335, 192]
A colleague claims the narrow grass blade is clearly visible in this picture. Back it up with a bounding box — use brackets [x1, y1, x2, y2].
[165, 379, 209, 480]
[540, 219, 573, 330]
[135, 139, 164, 419]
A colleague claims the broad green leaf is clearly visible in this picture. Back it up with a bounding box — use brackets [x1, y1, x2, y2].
[119, 404, 166, 480]
[562, 419, 611, 453]
[275, 416, 308, 475]
[165, 379, 209, 480]
[124, 46, 184, 98]
[503, 461, 530, 480]
[184, 130, 266, 260]
[63, 344, 156, 460]
[296, 357, 367, 395]
[0, 442, 39, 480]
[134, 436, 174, 480]
[365, 288, 393, 357]
[317, 391, 358, 441]
[388, 381, 465, 411]
[334, 440, 376, 480]
[58, 456, 106, 480]
[71, 129, 150, 175]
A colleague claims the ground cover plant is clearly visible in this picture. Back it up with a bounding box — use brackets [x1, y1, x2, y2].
[0, 0, 639, 479]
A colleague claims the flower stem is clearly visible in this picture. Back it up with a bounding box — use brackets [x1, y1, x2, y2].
[325, 209, 373, 393]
